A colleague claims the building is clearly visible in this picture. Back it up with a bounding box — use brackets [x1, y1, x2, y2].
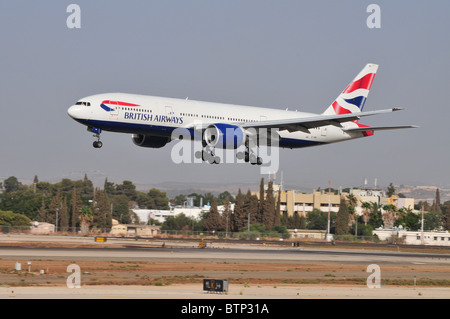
[405, 231, 450, 246]
[350, 188, 415, 213]
[288, 229, 327, 240]
[110, 219, 160, 237]
[373, 227, 450, 246]
[30, 221, 55, 234]
[132, 206, 214, 224]
[278, 190, 341, 217]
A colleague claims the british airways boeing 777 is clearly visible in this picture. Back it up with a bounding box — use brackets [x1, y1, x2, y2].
[67, 63, 416, 165]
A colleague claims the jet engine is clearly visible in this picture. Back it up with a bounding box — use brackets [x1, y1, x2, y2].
[203, 123, 245, 149]
[132, 134, 170, 148]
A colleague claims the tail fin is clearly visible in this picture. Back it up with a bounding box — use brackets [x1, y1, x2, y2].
[322, 63, 379, 115]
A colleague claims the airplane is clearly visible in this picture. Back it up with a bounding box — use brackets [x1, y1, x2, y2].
[67, 63, 417, 165]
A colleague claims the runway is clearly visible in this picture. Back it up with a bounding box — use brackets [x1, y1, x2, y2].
[1, 243, 449, 266]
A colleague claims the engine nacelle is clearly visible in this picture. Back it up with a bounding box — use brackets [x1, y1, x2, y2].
[132, 134, 170, 148]
[203, 123, 245, 149]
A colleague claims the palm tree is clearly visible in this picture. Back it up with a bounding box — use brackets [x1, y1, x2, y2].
[361, 202, 372, 225]
[382, 204, 397, 229]
[346, 194, 358, 208]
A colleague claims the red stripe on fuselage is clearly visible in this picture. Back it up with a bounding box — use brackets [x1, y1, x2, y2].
[101, 100, 140, 107]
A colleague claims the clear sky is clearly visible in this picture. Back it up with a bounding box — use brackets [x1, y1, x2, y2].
[0, 1, 449, 191]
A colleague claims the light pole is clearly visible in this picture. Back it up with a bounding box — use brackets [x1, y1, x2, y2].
[56, 208, 59, 233]
[421, 205, 424, 245]
[327, 181, 332, 241]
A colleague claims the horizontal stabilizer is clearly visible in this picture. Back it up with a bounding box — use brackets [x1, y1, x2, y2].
[344, 125, 419, 132]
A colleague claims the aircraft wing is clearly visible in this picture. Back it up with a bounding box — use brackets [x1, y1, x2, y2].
[240, 108, 406, 133]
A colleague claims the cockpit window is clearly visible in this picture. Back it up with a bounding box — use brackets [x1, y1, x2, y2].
[75, 101, 91, 106]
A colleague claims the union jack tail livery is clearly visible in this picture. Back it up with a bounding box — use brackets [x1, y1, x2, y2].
[323, 63, 378, 115]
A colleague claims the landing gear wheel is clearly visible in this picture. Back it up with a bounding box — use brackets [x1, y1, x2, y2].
[93, 141, 103, 148]
[201, 146, 220, 164]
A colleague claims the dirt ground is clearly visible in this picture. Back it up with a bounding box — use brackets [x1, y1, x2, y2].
[1, 250, 449, 287]
[0, 236, 449, 299]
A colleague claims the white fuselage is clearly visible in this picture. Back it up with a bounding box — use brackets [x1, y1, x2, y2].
[67, 92, 362, 149]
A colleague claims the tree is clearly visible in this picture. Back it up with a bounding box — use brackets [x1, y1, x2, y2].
[203, 197, 223, 231]
[424, 211, 444, 231]
[218, 191, 235, 205]
[70, 188, 82, 231]
[262, 181, 276, 229]
[258, 178, 265, 224]
[386, 183, 396, 197]
[368, 202, 383, 228]
[162, 213, 199, 231]
[38, 198, 47, 222]
[222, 196, 233, 235]
[81, 174, 94, 198]
[3, 176, 21, 193]
[243, 189, 258, 226]
[147, 188, 169, 209]
[116, 180, 137, 201]
[281, 212, 305, 229]
[104, 178, 116, 197]
[382, 204, 397, 229]
[346, 194, 358, 208]
[307, 209, 335, 231]
[0, 210, 31, 227]
[59, 196, 69, 231]
[47, 190, 61, 225]
[111, 194, 132, 224]
[432, 188, 442, 213]
[335, 197, 350, 235]
[79, 206, 92, 234]
[361, 201, 372, 225]
[444, 202, 450, 231]
[231, 189, 246, 232]
[395, 209, 420, 230]
[92, 189, 112, 232]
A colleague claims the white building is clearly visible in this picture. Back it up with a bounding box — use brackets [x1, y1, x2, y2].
[132, 202, 235, 224]
[373, 228, 450, 246]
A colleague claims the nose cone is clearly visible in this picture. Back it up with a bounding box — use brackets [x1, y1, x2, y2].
[67, 105, 82, 119]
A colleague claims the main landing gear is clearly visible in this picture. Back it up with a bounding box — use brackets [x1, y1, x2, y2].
[236, 143, 263, 166]
[195, 145, 220, 164]
[196, 139, 263, 165]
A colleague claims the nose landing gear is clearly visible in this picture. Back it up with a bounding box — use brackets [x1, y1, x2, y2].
[88, 127, 103, 149]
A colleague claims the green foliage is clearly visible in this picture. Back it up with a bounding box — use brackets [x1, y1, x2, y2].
[424, 211, 444, 231]
[386, 183, 396, 197]
[306, 209, 335, 231]
[395, 210, 421, 230]
[0, 210, 31, 227]
[280, 212, 306, 229]
[203, 197, 223, 231]
[161, 213, 201, 231]
[335, 197, 350, 235]
[3, 176, 22, 193]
